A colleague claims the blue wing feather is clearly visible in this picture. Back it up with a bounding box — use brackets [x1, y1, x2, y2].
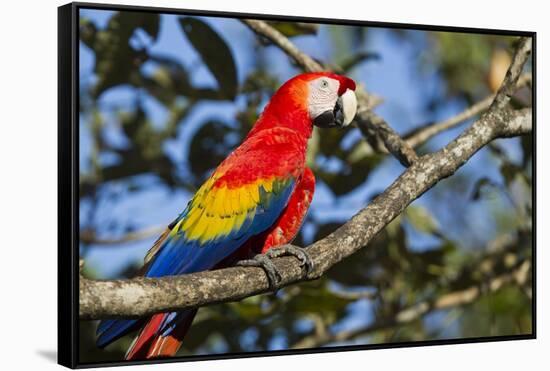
[96, 178, 296, 347]
[96, 319, 141, 348]
[145, 178, 295, 277]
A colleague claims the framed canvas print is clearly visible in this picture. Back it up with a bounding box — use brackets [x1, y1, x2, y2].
[58, 2, 536, 368]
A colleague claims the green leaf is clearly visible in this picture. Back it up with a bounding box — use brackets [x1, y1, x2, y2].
[471, 177, 498, 201]
[500, 162, 529, 187]
[88, 11, 160, 97]
[429, 33, 515, 101]
[315, 127, 383, 195]
[520, 134, 533, 168]
[267, 21, 318, 37]
[86, 105, 179, 189]
[79, 17, 97, 48]
[178, 17, 238, 100]
[108, 11, 160, 41]
[324, 220, 406, 286]
[338, 51, 381, 73]
[227, 296, 265, 319]
[141, 54, 227, 104]
[189, 120, 238, 181]
[405, 205, 439, 234]
[284, 281, 352, 324]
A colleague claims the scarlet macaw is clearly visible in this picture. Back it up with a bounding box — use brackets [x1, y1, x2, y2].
[96, 72, 357, 359]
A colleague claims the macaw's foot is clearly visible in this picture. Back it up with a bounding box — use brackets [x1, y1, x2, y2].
[236, 254, 281, 291]
[264, 245, 314, 275]
[236, 246, 314, 291]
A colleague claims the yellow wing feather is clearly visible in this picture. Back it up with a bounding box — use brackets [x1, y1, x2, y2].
[175, 176, 282, 243]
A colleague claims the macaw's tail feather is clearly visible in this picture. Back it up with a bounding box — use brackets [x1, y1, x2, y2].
[96, 319, 142, 349]
[123, 313, 165, 360]
[125, 309, 197, 360]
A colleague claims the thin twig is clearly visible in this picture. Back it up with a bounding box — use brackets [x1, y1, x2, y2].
[80, 225, 166, 245]
[491, 38, 532, 111]
[404, 73, 531, 149]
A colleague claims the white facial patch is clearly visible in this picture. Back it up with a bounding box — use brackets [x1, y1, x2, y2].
[339, 89, 357, 126]
[308, 77, 339, 119]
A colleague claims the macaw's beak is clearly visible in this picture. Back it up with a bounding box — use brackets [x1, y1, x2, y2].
[313, 89, 358, 129]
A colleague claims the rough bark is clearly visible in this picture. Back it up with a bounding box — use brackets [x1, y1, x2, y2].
[404, 73, 531, 149]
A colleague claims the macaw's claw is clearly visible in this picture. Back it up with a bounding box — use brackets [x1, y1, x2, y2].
[236, 246, 314, 291]
[264, 245, 314, 275]
[236, 254, 282, 291]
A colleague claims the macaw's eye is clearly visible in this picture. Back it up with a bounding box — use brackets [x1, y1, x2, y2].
[320, 79, 329, 88]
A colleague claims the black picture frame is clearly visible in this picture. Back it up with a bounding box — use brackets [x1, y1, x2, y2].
[58, 2, 536, 368]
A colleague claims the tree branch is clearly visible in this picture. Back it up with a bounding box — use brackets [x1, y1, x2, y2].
[80, 225, 165, 246]
[242, 19, 323, 73]
[80, 36, 532, 321]
[242, 19, 418, 167]
[404, 73, 532, 149]
[491, 37, 532, 110]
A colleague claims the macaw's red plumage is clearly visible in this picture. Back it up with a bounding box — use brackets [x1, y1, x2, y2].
[96, 72, 357, 360]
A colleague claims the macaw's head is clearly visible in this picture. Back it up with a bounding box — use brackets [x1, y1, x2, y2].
[302, 72, 357, 129]
[255, 72, 358, 137]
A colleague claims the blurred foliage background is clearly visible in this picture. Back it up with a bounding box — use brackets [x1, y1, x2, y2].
[77, 8, 533, 363]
